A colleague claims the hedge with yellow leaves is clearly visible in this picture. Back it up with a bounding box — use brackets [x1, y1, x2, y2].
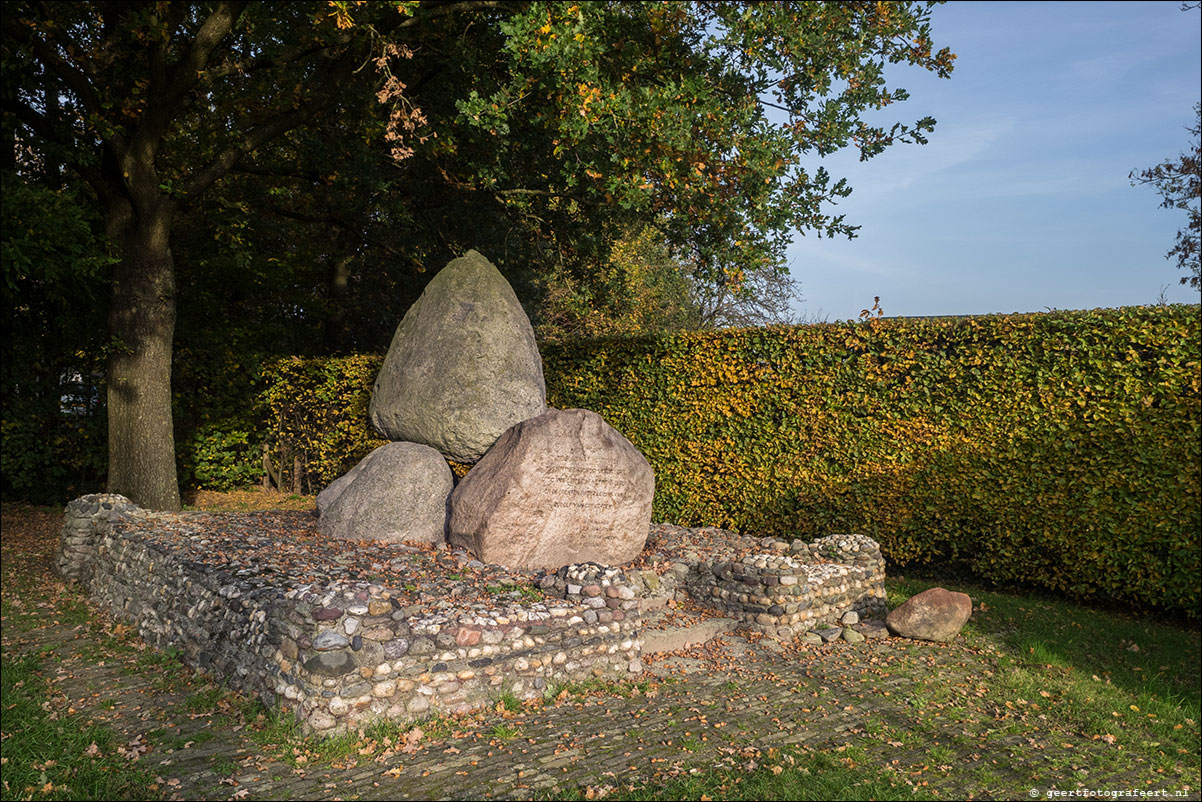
[263, 306, 1200, 617]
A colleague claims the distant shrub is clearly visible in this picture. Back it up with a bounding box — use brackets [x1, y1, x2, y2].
[261, 354, 387, 494]
[178, 423, 262, 492]
[0, 410, 106, 505]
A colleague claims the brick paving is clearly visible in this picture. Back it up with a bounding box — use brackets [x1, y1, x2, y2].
[15, 617, 1020, 801]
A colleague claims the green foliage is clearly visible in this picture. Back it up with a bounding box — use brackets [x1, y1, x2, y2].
[1, 173, 112, 503]
[545, 306, 1200, 617]
[178, 425, 262, 492]
[172, 342, 276, 492]
[0, 176, 114, 294]
[535, 225, 703, 342]
[0, 413, 106, 505]
[455, 1, 956, 287]
[262, 355, 387, 494]
[263, 305, 1199, 618]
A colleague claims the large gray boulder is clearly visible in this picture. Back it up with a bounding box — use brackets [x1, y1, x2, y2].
[316, 446, 387, 517]
[317, 442, 452, 545]
[448, 408, 654, 570]
[369, 250, 546, 463]
[885, 587, 973, 642]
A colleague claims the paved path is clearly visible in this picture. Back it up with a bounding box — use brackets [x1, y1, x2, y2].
[13, 612, 1090, 802]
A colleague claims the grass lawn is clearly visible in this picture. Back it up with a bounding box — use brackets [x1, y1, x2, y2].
[2, 495, 1198, 801]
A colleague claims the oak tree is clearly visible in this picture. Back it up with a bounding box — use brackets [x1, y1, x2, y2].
[3, 1, 954, 508]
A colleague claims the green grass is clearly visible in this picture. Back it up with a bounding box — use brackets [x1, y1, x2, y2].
[489, 723, 522, 742]
[553, 747, 937, 801]
[496, 691, 524, 714]
[182, 685, 227, 714]
[0, 652, 165, 801]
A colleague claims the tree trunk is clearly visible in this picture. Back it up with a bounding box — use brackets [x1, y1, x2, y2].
[105, 203, 181, 511]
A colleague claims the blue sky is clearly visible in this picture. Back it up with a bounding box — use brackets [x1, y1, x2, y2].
[785, 0, 1202, 321]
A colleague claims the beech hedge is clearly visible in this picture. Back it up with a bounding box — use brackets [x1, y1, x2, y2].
[262, 306, 1200, 617]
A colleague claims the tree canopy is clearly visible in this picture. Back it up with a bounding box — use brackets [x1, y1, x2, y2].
[1, 0, 955, 508]
[1131, 101, 1201, 290]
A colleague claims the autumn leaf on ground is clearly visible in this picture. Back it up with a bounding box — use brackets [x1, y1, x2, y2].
[118, 734, 151, 761]
[399, 727, 424, 754]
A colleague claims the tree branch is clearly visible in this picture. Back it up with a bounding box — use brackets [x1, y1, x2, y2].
[2, 97, 110, 203]
[2, 16, 103, 119]
[395, 1, 513, 29]
[159, 1, 249, 109]
[260, 203, 405, 258]
[179, 48, 361, 200]
[201, 41, 336, 82]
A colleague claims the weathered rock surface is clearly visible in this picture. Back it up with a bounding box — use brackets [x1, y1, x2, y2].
[369, 250, 546, 463]
[318, 442, 452, 545]
[885, 587, 973, 642]
[316, 447, 387, 517]
[447, 408, 654, 570]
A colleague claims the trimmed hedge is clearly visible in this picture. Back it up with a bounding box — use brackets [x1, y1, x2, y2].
[262, 354, 388, 493]
[262, 306, 1200, 617]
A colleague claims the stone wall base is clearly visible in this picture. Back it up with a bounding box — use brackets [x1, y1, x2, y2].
[56, 497, 887, 734]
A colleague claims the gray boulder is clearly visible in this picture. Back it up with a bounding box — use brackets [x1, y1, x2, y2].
[448, 408, 654, 570]
[885, 587, 973, 642]
[317, 442, 452, 544]
[369, 250, 546, 463]
[316, 446, 387, 517]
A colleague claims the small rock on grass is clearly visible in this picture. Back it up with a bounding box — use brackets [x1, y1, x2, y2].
[886, 587, 973, 642]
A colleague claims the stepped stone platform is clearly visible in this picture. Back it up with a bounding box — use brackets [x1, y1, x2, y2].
[56, 494, 887, 735]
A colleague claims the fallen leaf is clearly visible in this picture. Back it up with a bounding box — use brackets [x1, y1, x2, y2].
[399, 727, 424, 755]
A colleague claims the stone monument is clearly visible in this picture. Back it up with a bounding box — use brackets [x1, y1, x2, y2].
[317, 250, 654, 570]
[447, 408, 654, 570]
[317, 442, 452, 545]
[368, 249, 546, 464]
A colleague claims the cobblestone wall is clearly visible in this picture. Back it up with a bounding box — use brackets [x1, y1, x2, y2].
[695, 534, 888, 638]
[634, 525, 888, 638]
[56, 498, 887, 734]
[55, 493, 141, 582]
[55, 499, 642, 734]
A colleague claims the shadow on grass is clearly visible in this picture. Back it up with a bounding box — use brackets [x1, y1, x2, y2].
[889, 574, 1200, 707]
